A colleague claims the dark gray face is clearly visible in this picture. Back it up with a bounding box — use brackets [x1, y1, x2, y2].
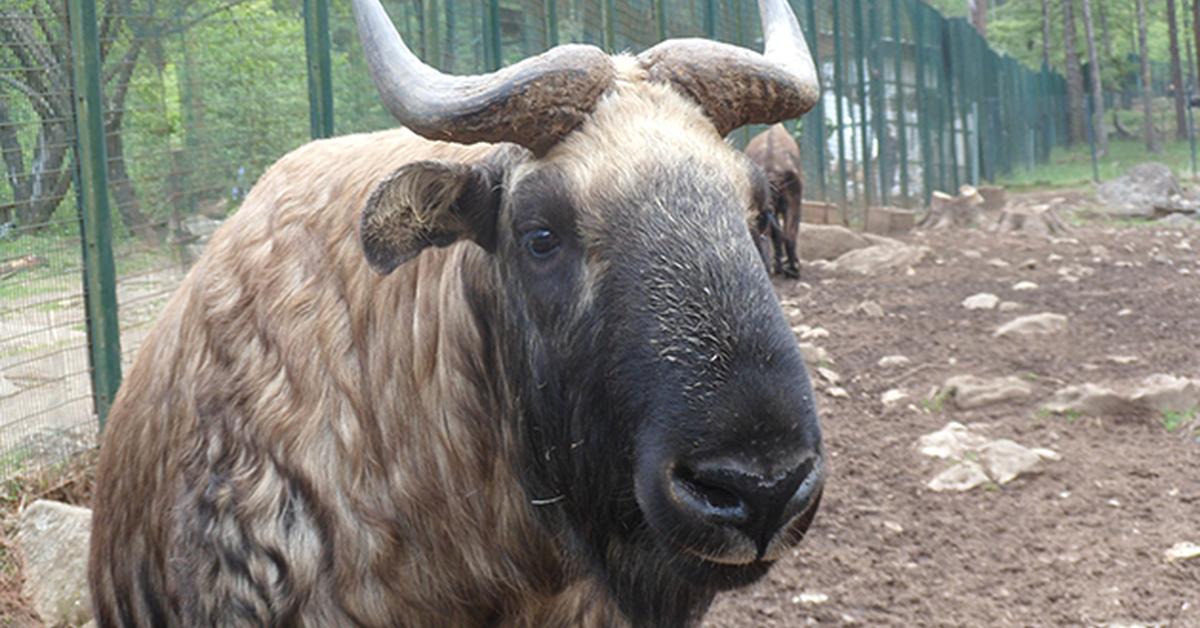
[359, 101, 824, 625]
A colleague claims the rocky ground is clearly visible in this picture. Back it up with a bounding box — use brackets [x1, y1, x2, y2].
[2, 190, 1199, 627]
[706, 212, 1200, 627]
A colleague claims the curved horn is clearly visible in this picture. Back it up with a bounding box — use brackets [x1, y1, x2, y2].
[352, 0, 614, 155]
[638, 0, 820, 135]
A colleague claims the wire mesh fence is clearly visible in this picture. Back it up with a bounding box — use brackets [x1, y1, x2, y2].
[0, 0, 1070, 481]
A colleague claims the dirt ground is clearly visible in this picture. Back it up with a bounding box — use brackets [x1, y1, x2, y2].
[2, 194, 1198, 627]
[706, 206, 1200, 626]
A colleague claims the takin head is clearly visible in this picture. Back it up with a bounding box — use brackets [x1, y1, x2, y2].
[352, 0, 825, 623]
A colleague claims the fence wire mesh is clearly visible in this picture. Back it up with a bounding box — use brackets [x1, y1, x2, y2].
[0, 0, 1071, 484]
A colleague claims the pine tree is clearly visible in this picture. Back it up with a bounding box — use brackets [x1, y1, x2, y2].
[1081, 0, 1108, 154]
[1062, 0, 1087, 144]
[1169, 0, 1189, 140]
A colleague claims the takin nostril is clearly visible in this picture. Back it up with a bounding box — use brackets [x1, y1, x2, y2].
[672, 464, 751, 526]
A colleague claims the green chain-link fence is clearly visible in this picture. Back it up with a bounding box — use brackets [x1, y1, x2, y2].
[0, 0, 1068, 480]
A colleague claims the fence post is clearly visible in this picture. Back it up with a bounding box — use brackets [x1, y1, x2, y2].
[304, 0, 334, 139]
[67, 0, 122, 430]
[704, 0, 717, 39]
[545, 0, 559, 46]
[604, 0, 616, 51]
[852, 0, 872, 211]
[803, 0, 827, 202]
[655, 0, 667, 41]
[832, 1, 849, 208]
[891, 0, 908, 205]
[485, 0, 502, 70]
[868, 0, 887, 206]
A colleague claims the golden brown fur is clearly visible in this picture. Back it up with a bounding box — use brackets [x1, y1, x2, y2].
[89, 128, 623, 626]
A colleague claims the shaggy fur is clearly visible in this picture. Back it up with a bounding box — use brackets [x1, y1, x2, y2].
[89, 70, 821, 627]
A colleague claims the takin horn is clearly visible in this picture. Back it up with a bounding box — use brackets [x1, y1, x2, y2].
[350, 0, 615, 156]
[638, 0, 821, 136]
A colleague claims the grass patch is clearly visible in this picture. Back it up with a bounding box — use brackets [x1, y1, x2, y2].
[997, 138, 1198, 191]
[1161, 407, 1198, 433]
[922, 389, 951, 413]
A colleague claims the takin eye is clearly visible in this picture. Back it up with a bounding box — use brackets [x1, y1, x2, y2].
[521, 228, 561, 259]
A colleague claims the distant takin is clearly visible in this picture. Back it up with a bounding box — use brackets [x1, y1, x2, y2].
[87, 0, 825, 626]
[745, 123, 805, 279]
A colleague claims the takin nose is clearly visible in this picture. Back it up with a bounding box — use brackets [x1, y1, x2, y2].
[671, 450, 823, 559]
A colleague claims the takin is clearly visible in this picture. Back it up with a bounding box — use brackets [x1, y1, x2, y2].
[745, 123, 804, 279]
[87, 0, 825, 625]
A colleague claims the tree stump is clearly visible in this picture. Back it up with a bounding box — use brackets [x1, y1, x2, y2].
[989, 202, 1072, 236]
[919, 185, 985, 229]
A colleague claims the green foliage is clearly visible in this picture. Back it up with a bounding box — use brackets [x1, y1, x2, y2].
[998, 137, 1198, 189]
[1161, 407, 1197, 432]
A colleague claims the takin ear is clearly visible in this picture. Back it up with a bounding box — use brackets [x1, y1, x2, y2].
[360, 159, 504, 274]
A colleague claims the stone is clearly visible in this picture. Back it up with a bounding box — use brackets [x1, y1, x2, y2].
[961, 293, 1000, 310]
[832, 243, 931, 275]
[994, 313, 1068, 338]
[877, 355, 911, 369]
[1012, 281, 1038, 291]
[0, 374, 18, 399]
[927, 461, 990, 492]
[1043, 383, 1142, 416]
[1096, 162, 1183, 218]
[800, 327, 830, 340]
[825, 386, 849, 399]
[916, 422, 990, 459]
[998, 301, 1022, 312]
[797, 224, 875, 260]
[855, 300, 885, 317]
[798, 342, 831, 365]
[881, 389, 908, 406]
[792, 592, 830, 605]
[1165, 541, 1200, 562]
[1129, 374, 1200, 413]
[17, 500, 93, 627]
[1107, 355, 1139, 365]
[986, 258, 1011, 268]
[816, 367, 842, 385]
[979, 439, 1044, 484]
[941, 375, 1035, 410]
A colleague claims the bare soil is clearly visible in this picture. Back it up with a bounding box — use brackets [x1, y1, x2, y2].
[2, 199, 1198, 627]
[706, 215, 1200, 626]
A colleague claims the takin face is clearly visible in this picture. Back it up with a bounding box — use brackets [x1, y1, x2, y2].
[352, 0, 826, 621]
[359, 81, 825, 624]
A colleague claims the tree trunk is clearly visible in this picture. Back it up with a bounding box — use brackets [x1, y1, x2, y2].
[1138, 0, 1160, 152]
[1081, 0, 1108, 155]
[1169, 0, 1189, 140]
[102, 42, 158, 243]
[1098, 1, 1113, 62]
[1042, 0, 1052, 69]
[1062, 0, 1087, 144]
[970, 0, 988, 37]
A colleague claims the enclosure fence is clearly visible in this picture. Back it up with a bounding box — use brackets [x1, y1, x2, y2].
[0, 0, 1068, 479]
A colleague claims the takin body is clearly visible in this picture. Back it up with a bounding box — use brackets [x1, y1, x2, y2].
[88, 1, 826, 626]
[745, 123, 804, 279]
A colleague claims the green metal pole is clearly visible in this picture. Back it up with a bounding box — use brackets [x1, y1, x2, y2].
[304, 0, 334, 138]
[604, 0, 616, 51]
[545, 0, 559, 46]
[68, 0, 122, 430]
[832, 0, 848, 207]
[486, 0, 502, 70]
[656, 0, 667, 41]
[891, 0, 908, 205]
[852, 0, 872, 210]
[868, 0, 887, 206]
[704, 0, 716, 39]
[1086, 93, 1100, 183]
[913, 0, 933, 204]
[804, 0, 827, 201]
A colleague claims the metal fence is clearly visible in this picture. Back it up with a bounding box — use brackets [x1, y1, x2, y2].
[0, 0, 1068, 479]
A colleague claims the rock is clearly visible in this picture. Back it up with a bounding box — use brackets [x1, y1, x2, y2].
[1129, 374, 1200, 413]
[825, 386, 849, 399]
[798, 342, 831, 365]
[877, 355, 911, 369]
[1096, 162, 1183, 218]
[832, 242, 930, 275]
[1012, 281, 1038, 291]
[994, 313, 1068, 338]
[941, 375, 1035, 410]
[855, 300, 885, 317]
[998, 301, 1022, 312]
[881, 389, 908, 406]
[1157, 213, 1200, 229]
[1043, 383, 1142, 416]
[816, 367, 842, 385]
[979, 439, 1044, 484]
[17, 500, 93, 627]
[1107, 355, 1139, 365]
[961, 293, 1000, 310]
[928, 461, 990, 492]
[1165, 541, 1200, 562]
[1032, 447, 1062, 461]
[800, 327, 830, 340]
[986, 258, 1011, 268]
[962, 249, 983, 259]
[916, 422, 990, 459]
[797, 224, 874, 261]
[792, 592, 830, 605]
[0, 374, 19, 399]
